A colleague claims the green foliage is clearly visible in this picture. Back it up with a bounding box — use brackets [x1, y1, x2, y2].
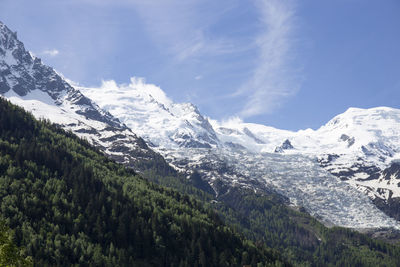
[0, 97, 285, 266]
[0, 221, 32, 267]
[2, 96, 400, 266]
[133, 129, 400, 266]
[213, 187, 400, 266]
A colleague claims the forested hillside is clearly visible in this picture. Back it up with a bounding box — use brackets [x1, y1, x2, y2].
[0, 97, 284, 266]
[135, 124, 400, 265]
[1, 96, 400, 266]
[215, 187, 400, 266]
[144, 163, 400, 266]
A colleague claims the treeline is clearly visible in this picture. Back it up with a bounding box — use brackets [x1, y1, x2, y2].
[0, 97, 285, 266]
[2, 96, 400, 266]
[125, 114, 400, 265]
[216, 187, 400, 266]
[145, 165, 400, 267]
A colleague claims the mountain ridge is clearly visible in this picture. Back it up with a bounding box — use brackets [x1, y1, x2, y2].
[0, 96, 285, 266]
[2, 20, 400, 230]
[0, 20, 172, 174]
[4, 82, 400, 266]
[81, 78, 400, 229]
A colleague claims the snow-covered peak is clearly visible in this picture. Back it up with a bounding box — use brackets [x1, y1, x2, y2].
[210, 106, 400, 159]
[321, 106, 400, 132]
[0, 21, 20, 52]
[81, 74, 400, 178]
[0, 21, 164, 173]
[0, 21, 35, 68]
[3, 19, 400, 229]
[80, 78, 219, 150]
[78, 69, 400, 208]
[0, 22, 66, 98]
[211, 118, 294, 153]
[313, 106, 400, 159]
[316, 106, 400, 154]
[99, 78, 173, 108]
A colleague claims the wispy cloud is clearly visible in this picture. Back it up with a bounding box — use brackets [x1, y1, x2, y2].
[127, 0, 238, 62]
[42, 49, 59, 57]
[49, 0, 300, 120]
[236, 0, 300, 118]
[73, 0, 237, 62]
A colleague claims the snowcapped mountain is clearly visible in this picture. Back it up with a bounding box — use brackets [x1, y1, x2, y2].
[81, 79, 219, 150]
[2, 20, 400, 230]
[81, 79, 400, 230]
[212, 107, 400, 201]
[0, 21, 159, 171]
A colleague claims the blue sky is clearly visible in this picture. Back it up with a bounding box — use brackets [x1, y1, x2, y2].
[1, 0, 399, 130]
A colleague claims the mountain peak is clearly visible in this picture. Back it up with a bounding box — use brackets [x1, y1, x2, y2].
[323, 106, 400, 130]
[0, 21, 163, 173]
[343, 106, 398, 114]
[0, 22, 77, 99]
[81, 78, 220, 149]
[0, 21, 32, 69]
[0, 20, 17, 42]
[0, 21, 23, 52]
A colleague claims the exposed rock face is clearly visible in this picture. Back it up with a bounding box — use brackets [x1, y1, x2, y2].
[0, 21, 165, 173]
[275, 139, 294, 153]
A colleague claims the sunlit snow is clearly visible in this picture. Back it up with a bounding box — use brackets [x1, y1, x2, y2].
[81, 78, 400, 230]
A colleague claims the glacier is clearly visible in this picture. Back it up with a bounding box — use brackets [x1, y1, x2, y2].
[80, 78, 400, 230]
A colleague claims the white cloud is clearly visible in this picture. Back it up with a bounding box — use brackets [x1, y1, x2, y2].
[128, 77, 173, 107]
[62, 0, 300, 120]
[236, 0, 300, 118]
[70, 0, 237, 62]
[209, 115, 244, 132]
[92, 77, 173, 107]
[42, 49, 59, 57]
[128, 0, 238, 61]
[77, 76, 174, 110]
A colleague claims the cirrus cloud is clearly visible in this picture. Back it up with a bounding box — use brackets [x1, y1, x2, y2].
[236, 0, 301, 118]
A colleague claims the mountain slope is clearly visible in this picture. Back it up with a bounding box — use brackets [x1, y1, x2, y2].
[0, 97, 284, 266]
[81, 78, 219, 150]
[3, 21, 400, 266]
[0, 21, 168, 174]
[212, 107, 400, 205]
[2, 20, 400, 230]
[4, 79, 400, 267]
[81, 80, 400, 229]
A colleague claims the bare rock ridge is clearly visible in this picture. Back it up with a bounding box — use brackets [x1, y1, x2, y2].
[0, 21, 165, 172]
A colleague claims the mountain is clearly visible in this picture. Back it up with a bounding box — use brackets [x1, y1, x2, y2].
[211, 107, 400, 218]
[4, 20, 400, 266]
[81, 80, 400, 230]
[81, 79, 219, 150]
[0, 97, 286, 266]
[0, 21, 169, 174]
[5, 78, 400, 267]
[2, 20, 400, 231]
